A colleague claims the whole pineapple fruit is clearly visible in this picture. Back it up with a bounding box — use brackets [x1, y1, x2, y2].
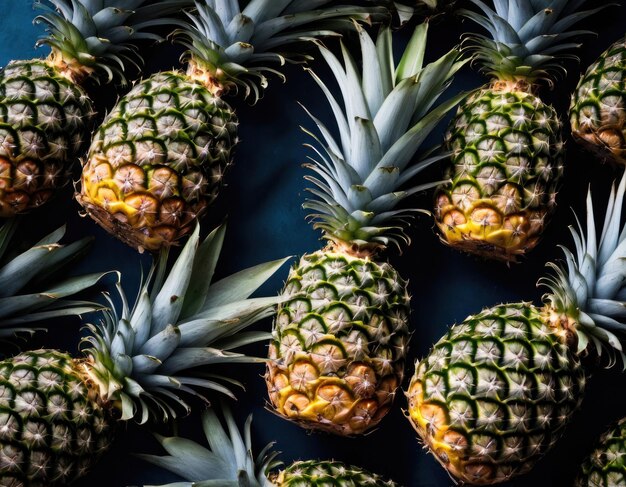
[434, 0, 605, 262]
[0, 223, 289, 486]
[137, 405, 398, 486]
[0, 0, 194, 217]
[577, 418, 626, 486]
[570, 36, 626, 165]
[407, 173, 626, 484]
[265, 22, 466, 436]
[77, 0, 388, 253]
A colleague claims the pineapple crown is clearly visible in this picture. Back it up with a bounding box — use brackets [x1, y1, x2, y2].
[34, 0, 196, 84]
[540, 172, 626, 366]
[173, 0, 389, 100]
[303, 22, 466, 256]
[136, 405, 399, 486]
[81, 223, 289, 422]
[460, 0, 607, 84]
[0, 219, 108, 342]
[137, 406, 278, 487]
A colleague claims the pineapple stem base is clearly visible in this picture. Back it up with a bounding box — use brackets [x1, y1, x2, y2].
[77, 196, 176, 253]
[439, 235, 530, 263]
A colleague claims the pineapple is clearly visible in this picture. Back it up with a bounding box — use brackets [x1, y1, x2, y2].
[265, 22, 466, 435]
[0, 223, 289, 485]
[0, 0, 194, 217]
[137, 405, 398, 486]
[570, 35, 626, 165]
[434, 0, 605, 262]
[76, 0, 388, 253]
[577, 418, 626, 487]
[0, 218, 108, 343]
[407, 173, 626, 485]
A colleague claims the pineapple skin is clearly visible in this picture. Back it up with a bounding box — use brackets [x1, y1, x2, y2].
[435, 86, 564, 262]
[0, 350, 115, 486]
[0, 59, 94, 217]
[570, 36, 626, 165]
[274, 460, 398, 486]
[406, 303, 585, 485]
[78, 71, 238, 252]
[266, 250, 410, 436]
[577, 418, 626, 487]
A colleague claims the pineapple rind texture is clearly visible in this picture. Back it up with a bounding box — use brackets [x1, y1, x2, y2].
[78, 72, 237, 252]
[276, 460, 398, 486]
[0, 350, 114, 487]
[435, 88, 564, 261]
[266, 250, 410, 436]
[577, 418, 626, 487]
[0, 59, 94, 217]
[570, 36, 626, 166]
[407, 303, 585, 485]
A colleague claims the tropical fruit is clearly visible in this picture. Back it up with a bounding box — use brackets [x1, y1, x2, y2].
[265, 22, 466, 435]
[434, 0, 605, 261]
[577, 418, 626, 487]
[570, 35, 626, 165]
[137, 406, 398, 486]
[77, 0, 388, 253]
[0, 0, 193, 217]
[407, 173, 626, 484]
[0, 223, 289, 485]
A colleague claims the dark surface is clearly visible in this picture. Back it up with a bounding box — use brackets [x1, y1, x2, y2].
[2, 2, 626, 486]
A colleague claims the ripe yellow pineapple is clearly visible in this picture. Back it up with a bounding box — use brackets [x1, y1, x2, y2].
[77, 0, 388, 253]
[0, 0, 194, 217]
[408, 174, 626, 484]
[266, 22, 466, 435]
[434, 0, 605, 261]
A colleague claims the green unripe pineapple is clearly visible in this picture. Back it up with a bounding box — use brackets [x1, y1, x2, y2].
[0, 350, 115, 485]
[274, 460, 396, 486]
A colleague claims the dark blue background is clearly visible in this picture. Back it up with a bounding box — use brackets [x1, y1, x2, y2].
[2, 2, 626, 486]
